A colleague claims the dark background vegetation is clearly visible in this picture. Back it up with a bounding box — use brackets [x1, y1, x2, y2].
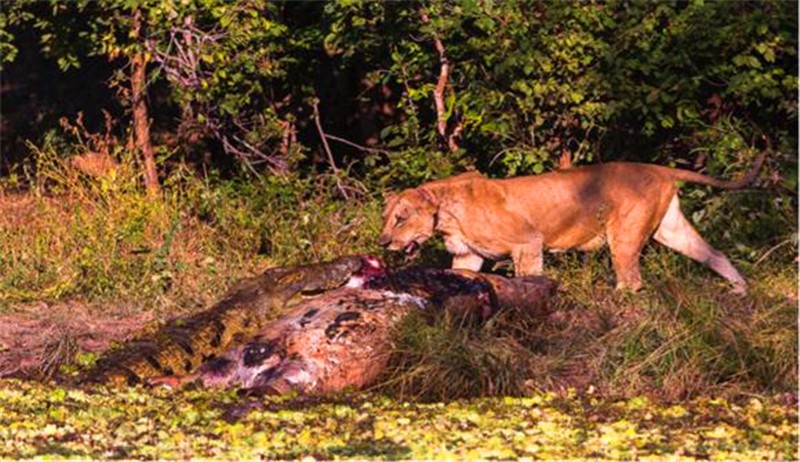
[3, 1, 797, 183]
[0, 0, 797, 404]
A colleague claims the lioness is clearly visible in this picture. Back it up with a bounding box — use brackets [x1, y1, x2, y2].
[379, 156, 765, 295]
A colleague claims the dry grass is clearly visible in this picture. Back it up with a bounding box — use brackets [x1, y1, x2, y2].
[381, 244, 797, 401]
[0, 142, 382, 314]
[0, 301, 154, 379]
[0, 139, 796, 402]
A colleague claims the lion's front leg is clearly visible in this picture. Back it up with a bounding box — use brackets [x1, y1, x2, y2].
[511, 235, 544, 276]
[451, 253, 484, 272]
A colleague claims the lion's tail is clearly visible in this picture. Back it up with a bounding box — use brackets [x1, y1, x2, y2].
[665, 150, 767, 189]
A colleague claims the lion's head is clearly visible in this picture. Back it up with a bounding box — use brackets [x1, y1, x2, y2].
[379, 188, 438, 256]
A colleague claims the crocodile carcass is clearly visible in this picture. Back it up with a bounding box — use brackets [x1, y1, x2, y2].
[80, 256, 374, 386]
[82, 256, 556, 394]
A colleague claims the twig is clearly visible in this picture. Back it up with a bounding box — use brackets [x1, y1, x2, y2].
[324, 133, 392, 156]
[280, 120, 294, 157]
[217, 132, 260, 176]
[311, 98, 350, 200]
[489, 147, 516, 167]
[311, 99, 339, 174]
[753, 237, 797, 267]
[448, 120, 463, 153]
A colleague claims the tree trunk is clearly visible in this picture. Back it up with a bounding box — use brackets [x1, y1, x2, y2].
[130, 9, 159, 194]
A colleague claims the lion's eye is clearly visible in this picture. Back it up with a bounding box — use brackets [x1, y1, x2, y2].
[395, 216, 406, 227]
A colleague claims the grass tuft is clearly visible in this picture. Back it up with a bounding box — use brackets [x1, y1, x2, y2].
[379, 312, 534, 401]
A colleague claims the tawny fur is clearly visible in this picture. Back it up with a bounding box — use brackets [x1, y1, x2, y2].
[379, 157, 764, 295]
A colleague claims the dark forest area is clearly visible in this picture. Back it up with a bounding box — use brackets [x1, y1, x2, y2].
[0, 1, 797, 459]
[3, 1, 797, 183]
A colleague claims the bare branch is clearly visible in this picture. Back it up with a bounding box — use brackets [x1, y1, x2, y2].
[324, 133, 392, 156]
[311, 98, 350, 200]
[420, 8, 460, 152]
[208, 121, 286, 175]
[311, 99, 339, 174]
[448, 120, 463, 153]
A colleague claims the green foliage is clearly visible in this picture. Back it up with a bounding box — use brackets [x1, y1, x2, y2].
[316, 0, 796, 181]
[2, 1, 795, 186]
[321, 1, 616, 176]
[0, 379, 795, 459]
[0, 2, 34, 68]
[605, 1, 797, 161]
[431, 1, 614, 173]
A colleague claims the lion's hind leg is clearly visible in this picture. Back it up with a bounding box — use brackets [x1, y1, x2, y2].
[607, 205, 662, 292]
[654, 195, 747, 295]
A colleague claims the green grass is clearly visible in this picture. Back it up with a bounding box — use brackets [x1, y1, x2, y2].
[0, 144, 797, 459]
[0, 379, 795, 460]
[0, 142, 383, 313]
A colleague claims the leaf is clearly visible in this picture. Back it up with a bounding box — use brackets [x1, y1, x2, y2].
[387, 137, 405, 148]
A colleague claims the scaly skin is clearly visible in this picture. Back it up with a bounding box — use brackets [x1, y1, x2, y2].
[150, 267, 556, 395]
[80, 256, 366, 386]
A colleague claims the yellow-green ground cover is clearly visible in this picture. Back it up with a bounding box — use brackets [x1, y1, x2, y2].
[0, 379, 795, 460]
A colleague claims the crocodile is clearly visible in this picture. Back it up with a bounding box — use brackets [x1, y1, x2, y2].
[80, 255, 381, 386]
[147, 266, 556, 394]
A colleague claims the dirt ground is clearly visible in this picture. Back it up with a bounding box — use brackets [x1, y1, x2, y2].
[0, 301, 154, 380]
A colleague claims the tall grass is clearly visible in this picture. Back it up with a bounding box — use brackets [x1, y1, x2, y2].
[381, 245, 797, 401]
[0, 140, 382, 312]
[378, 312, 536, 401]
[1, 135, 795, 401]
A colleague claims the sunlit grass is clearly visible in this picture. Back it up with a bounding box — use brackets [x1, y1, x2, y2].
[0, 379, 795, 460]
[0, 143, 382, 313]
[2, 149, 796, 400]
